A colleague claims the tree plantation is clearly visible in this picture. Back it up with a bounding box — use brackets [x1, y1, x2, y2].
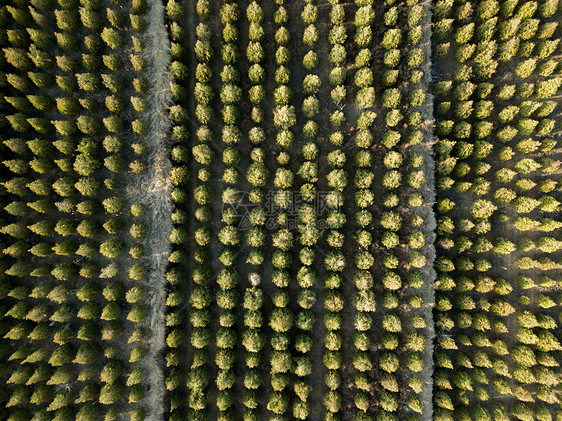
[0, 0, 559, 420]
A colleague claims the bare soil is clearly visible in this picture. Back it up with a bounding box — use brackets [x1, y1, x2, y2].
[409, 2, 437, 419]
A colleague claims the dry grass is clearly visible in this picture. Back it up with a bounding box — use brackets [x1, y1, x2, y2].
[130, 1, 173, 419]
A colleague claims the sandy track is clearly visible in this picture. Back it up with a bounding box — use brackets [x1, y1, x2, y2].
[133, 1, 173, 419]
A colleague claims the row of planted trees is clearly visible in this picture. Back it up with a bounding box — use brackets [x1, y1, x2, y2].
[164, 0, 203, 419]
[266, 0, 296, 417]
[350, 0, 378, 418]
[374, 0, 435, 418]
[323, 0, 350, 418]
[432, 0, 560, 419]
[0, 0, 154, 419]
[241, 1, 268, 420]
[290, 0, 322, 419]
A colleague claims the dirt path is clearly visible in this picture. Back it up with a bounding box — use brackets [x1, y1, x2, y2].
[334, 2, 362, 418]
[134, 1, 173, 419]
[410, 1, 437, 419]
[254, 0, 280, 417]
